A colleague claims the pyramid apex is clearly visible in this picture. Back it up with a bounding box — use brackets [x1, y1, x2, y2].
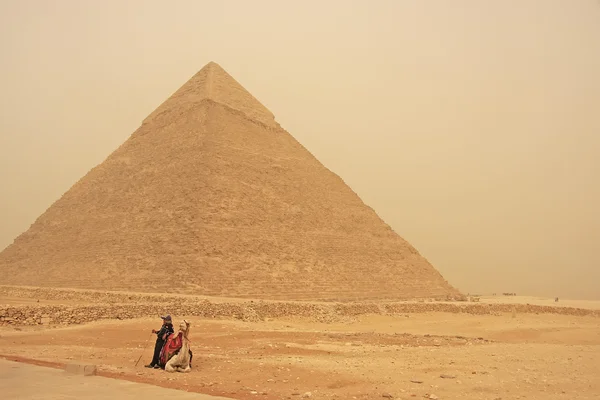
[143, 61, 279, 128]
[200, 61, 223, 71]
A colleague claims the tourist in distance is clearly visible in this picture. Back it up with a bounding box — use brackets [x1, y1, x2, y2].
[145, 314, 174, 368]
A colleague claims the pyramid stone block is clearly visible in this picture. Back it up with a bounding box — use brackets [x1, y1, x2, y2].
[0, 62, 462, 301]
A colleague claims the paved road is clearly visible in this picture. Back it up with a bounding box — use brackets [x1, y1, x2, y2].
[0, 359, 233, 400]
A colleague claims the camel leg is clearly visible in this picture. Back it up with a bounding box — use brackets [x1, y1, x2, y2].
[165, 361, 176, 372]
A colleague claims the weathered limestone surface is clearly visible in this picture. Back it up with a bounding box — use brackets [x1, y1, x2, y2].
[0, 62, 461, 302]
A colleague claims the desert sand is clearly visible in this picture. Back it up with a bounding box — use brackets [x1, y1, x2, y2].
[0, 358, 233, 400]
[1, 290, 599, 400]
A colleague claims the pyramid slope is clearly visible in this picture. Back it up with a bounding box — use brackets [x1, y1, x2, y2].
[0, 62, 462, 301]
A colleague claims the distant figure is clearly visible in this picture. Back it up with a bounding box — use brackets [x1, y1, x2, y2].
[145, 315, 174, 369]
[555, 297, 559, 302]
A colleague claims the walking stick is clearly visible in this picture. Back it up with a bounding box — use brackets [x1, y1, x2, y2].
[135, 333, 155, 367]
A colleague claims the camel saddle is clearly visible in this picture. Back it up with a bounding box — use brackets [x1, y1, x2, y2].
[158, 332, 183, 368]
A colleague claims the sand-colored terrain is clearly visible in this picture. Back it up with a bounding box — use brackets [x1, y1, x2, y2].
[478, 295, 600, 310]
[1, 291, 598, 400]
[0, 358, 233, 400]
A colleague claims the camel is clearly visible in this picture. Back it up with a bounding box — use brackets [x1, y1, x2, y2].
[164, 319, 192, 373]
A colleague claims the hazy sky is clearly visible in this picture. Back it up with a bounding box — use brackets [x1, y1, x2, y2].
[1, 0, 599, 299]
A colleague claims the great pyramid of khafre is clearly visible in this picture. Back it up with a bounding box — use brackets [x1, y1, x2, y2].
[0, 62, 462, 301]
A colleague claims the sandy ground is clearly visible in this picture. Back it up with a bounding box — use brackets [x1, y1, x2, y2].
[4, 291, 597, 309]
[0, 358, 233, 400]
[1, 297, 599, 400]
[477, 295, 600, 310]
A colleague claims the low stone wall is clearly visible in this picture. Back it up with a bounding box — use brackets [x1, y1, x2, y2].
[0, 285, 181, 305]
[0, 285, 467, 305]
[1, 296, 598, 327]
[385, 302, 599, 317]
[0, 301, 333, 326]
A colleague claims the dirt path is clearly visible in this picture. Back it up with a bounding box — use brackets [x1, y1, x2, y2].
[0, 358, 234, 399]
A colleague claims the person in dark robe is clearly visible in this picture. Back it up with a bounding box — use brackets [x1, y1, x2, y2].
[145, 315, 174, 368]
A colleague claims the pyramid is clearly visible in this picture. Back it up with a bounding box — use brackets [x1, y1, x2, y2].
[0, 62, 462, 301]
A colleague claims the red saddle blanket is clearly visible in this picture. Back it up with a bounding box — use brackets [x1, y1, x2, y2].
[159, 332, 182, 367]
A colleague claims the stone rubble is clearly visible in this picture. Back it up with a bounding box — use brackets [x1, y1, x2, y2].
[0, 286, 597, 327]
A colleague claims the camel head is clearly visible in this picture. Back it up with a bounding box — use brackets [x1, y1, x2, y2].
[178, 319, 191, 338]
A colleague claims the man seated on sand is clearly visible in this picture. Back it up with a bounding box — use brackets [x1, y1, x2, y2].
[145, 315, 174, 369]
